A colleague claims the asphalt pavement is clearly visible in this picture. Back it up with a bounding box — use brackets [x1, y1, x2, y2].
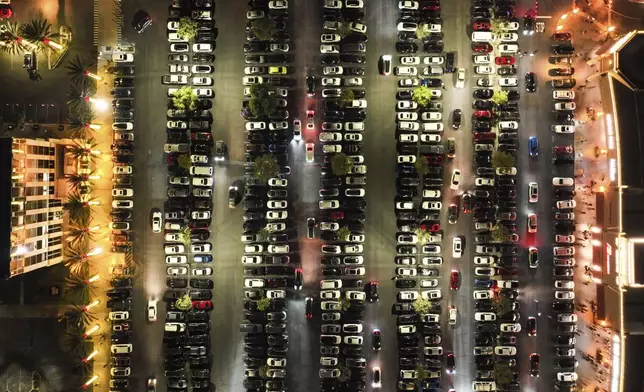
[120, 0, 577, 390]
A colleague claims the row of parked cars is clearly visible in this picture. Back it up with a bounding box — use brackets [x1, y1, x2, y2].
[547, 33, 581, 391]
[109, 56, 137, 249]
[391, 1, 452, 391]
[317, 0, 373, 391]
[162, 1, 217, 391]
[239, 1, 295, 391]
[467, 1, 526, 391]
[106, 50, 139, 392]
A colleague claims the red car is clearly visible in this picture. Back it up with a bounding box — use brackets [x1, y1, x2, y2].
[474, 132, 496, 140]
[192, 300, 213, 310]
[553, 145, 573, 154]
[495, 56, 515, 65]
[473, 43, 492, 53]
[426, 155, 444, 165]
[474, 110, 492, 118]
[330, 211, 344, 220]
[420, 222, 440, 232]
[423, 5, 440, 11]
[0, 6, 12, 19]
[473, 21, 490, 31]
[551, 32, 572, 41]
[450, 270, 460, 290]
[305, 297, 313, 319]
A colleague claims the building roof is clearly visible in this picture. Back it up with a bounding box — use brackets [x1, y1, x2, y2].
[615, 31, 644, 90]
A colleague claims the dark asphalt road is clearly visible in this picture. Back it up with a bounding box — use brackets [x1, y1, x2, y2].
[120, 0, 578, 390]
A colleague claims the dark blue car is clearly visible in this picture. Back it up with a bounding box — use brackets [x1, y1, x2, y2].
[529, 136, 539, 157]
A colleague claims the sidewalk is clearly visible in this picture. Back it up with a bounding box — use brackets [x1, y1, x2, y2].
[551, 11, 613, 392]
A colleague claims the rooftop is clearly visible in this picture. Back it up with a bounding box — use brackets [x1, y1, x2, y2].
[617, 32, 644, 90]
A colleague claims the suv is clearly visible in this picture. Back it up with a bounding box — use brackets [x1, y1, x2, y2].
[132, 9, 152, 33]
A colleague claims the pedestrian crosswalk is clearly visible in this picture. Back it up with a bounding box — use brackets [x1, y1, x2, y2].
[92, 0, 98, 45]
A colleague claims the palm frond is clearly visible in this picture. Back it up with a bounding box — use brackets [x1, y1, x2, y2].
[65, 55, 95, 83]
[0, 21, 25, 55]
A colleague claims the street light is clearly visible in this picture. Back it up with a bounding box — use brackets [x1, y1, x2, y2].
[82, 299, 100, 311]
[86, 274, 100, 284]
[82, 324, 100, 338]
[87, 247, 103, 257]
[82, 375, 98, 389]
[82, 350, 99, 363]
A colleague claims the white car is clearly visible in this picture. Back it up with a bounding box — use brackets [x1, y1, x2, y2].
[268, 178, 288, 187]
[191, 243, 211, 253]
[399, 134, 418, 143]
[268, 200, 288, 209]
[398, 291, 419, 300]
[320, 44, 339, 53]
[319, 200, 339, 209]
[242, 76, 264, 85]
[400, 56, 420, 65]
[455, 68, 466, 88]
[319, 132, 342, 142]
[191, 65, 213, 74]
[475, 312, 496, 322]
[266, 210, 288, 220]
[500, 323, 521, 332]
[421, 290, 442, 300]
[323, 0, 341, 8]
[475, 177, 495, 186]
[321, 33, 341, 43]
[553, 90, 575, 100]
[398, 121, 420, 131]
[147, 300, 157, 322]
[473, 290, 494, 300]
[193, 43, 213, 52]
[421, 134, 441, 143]
[474, 256, 494, 265]
[192, 76, 213, 86]
[555, 291, 575, 300]
[112, 188, 133, 197]
[193, 177, 213, 187]
[269, 121, 288, 131]
[499, 77, 518, 87]
[321, 77, 341, 86]
[475, 65, 494, 74]
[305, 143, 315, 163]
[424, 56, 444, 65]
[398, 155, 416, 164]
[191, 211, 211, 220]
[268, 0, 288, 9]
[167, 266, 188, 275]
[553, 177, 574, 187]
[452, 237, 463, 258]
[246, 122, 266, 131]
[498, 44, 519, 53]
[529, 182, 539, 203]
[555, 102, 577, 111]
[112, 53, 134, 62]
[246, 10, 265, 19]
[422, 201, 442, 210]
[499, 21, 520, 30]
[556, 200, 576, 209]
[345, 244, 363, 254]
[345, 122, 365, 131]
[242, 256, 262, 264]
[557, 373, 578, 382]
[398, 112, 419, 121]
[394, 66, 418, 76]
[399, 78, 419, 87]
[474, 55, 491, 64]
[399, 0, 418, 9]
[345, 133, 363, 142]
[498, 121, 518, 130]
[499, 32, 519, 42]
[397, 21, 417, 31]
[495, 346, 517, 356]
[552, 125, 575, 133]
[323, 66, 343, 75]
[558, 313, 578, 323]
[397, 100, 418, 110]
[450, 169, 461, 190]
[193, 267, 213, 276]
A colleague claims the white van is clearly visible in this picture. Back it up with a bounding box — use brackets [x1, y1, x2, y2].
[190, 166, 213, 176]
[394, 66, 417, 76]
[164, 322, 186, 332]
[320, 279, 342, 289]
[110, 344, 133, 354]
[471, 32, 495, 42]
[421, 112, 442, 121]
[422, 122, 444, 132]
[424, 346, 443, 356]
[472, 381, 497, 391]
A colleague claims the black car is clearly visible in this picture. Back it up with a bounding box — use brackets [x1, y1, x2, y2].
[321, 55, 340, 65]
[473, 89, 493, 99]
[345, 67, 365, 76]
[473, 100, 494, 110]
[243, 41, 268, 52]
[340, 54, 366, 64]
[507, 90, 520, 101]
[553, 44, 575, 55]
[193, 53, 215, 63]
[423, 41, 444, 53]
[306, 75, 316, 97]
[396, 90, 413, 100]
[190, 279, 213, 289]
[525, 72, 537, 92]
[395, 41, 418, 53]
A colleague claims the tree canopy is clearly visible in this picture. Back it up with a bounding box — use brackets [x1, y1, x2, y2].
[249, 84, 279, 118]
[331, 153, 353, 176]
[253, 155, 280, 183]
[172, 86, 198, 111]
[251, 18, 276, 41]
[177, 17, 199, 41]
[492, 151, 516, 169]
[412, 86, 432, 107]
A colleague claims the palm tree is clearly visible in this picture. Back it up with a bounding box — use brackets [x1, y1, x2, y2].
[65, 55, 96, 84]
[57, 302, 97, 328]
[66, 80, 96, 114]
[0, 21, 25, 55]
[66, 172, 99, 192]
[65, 215, 98, 247]
[67, 110, 99, 138]
[64, 192, 97, 220]
[64, 266, 96, 303]
[59, 324, 89, 357]
[64, 243, 94, 275]
[19, 19, 60, 53]
[67, 138, 100, 163]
